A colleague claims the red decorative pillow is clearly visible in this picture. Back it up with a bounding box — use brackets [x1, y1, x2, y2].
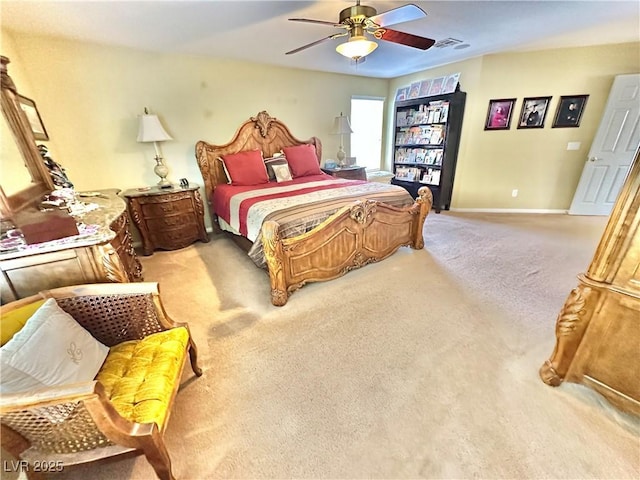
[283, 144, 321, 177]
[220, 149, 269, 186]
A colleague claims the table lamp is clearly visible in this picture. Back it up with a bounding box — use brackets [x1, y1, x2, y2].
[331, 112, 353, 167]
[137, 108, 173, 186]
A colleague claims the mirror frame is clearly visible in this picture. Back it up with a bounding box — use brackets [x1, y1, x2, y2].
[1, 55, 54, 220]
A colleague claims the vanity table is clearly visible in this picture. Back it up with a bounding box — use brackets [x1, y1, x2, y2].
[0, 190, 142, 303]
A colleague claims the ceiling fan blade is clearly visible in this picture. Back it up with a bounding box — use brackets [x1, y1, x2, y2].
[285, 33, 348, 55]
[368, 4, 427, 28]
[375, 28, 435, 50]
[289, 18, 345, 27]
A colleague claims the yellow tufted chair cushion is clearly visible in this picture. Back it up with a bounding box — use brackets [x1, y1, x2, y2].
[95, 327, 189, 429]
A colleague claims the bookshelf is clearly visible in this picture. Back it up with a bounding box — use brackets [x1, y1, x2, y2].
[391, 90, 466, 212]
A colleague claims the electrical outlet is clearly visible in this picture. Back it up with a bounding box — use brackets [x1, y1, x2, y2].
[512, 189, 518, 197]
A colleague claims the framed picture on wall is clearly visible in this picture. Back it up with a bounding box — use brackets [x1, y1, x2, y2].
[484, 98, 516, 130]
[17, 95, 49, 141]
[517, 96, 552, 129]
[552, 95, 589, 128]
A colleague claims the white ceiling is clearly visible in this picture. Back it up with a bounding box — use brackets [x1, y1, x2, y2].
[1, 1, 639, 79]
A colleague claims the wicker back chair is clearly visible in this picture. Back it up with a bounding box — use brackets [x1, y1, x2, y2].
[0, 283, 202, 480]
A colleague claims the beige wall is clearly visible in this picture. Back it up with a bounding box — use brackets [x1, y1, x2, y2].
[389, 42, 640, 210]
[2, 26, 639, 215]
[1, 29, 388, 228]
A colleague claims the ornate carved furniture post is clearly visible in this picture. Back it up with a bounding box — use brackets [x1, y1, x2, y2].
[540, 150, 640, 416]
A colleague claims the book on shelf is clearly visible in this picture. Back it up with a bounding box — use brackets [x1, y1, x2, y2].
[420, 168, 441, 185]
[395, 147, 440, 166]
[396, 111, 408, 127]
[396, 101, 451, 127]
[408, 82, 421, 99]
[440, 104, 449, 122]
[395, 148, 407, 163]
[425, 149, 443, 165]
[395, 166, 421, 182]
[429, 126, 444, 144]
[396, 125, 445, 146]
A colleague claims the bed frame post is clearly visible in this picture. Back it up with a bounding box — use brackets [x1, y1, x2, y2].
[262, 220, 289, 306]
[413, 187, 433, 249]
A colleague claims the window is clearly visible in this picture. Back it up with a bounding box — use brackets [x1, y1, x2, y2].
[350, 96, 384, 171]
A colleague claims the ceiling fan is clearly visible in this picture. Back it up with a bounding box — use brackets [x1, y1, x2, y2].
[285, 1, 435, 61]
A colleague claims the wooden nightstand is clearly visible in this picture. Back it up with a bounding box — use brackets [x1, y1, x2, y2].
[123, 184, 209, 255]
[321, 165, 367, 181]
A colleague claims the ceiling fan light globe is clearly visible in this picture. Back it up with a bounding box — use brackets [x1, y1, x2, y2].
[335, 36, 378, 59]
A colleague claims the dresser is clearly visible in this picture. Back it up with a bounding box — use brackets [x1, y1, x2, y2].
[123, 184, 209, 255]
[540, 153, 640, 416]
[0, 190, 143, 303]
[321, 166, 367, 181]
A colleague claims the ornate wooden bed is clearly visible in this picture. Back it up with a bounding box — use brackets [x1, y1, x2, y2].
[195, 111, 432, 306]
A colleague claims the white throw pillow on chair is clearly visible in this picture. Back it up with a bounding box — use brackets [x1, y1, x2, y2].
[0, 298, 109, 394]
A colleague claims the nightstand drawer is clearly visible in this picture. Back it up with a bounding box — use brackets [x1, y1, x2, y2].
[150, 226, 200, 249]
[140, 197, 194, 218]
[146, 214, 196, 230]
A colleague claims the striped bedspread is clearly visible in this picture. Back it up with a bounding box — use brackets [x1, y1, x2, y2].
[212, 174, 414, 268]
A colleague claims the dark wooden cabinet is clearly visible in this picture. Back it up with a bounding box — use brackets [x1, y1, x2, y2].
[391, 90, 466, 212]
[321, 166, 367, 181]
[124, 185, 209, 255]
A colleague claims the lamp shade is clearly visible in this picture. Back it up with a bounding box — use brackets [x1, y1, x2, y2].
[331, 113, 353, 135]
[335, 36, 378, 60]
[137, 114, 172, 143]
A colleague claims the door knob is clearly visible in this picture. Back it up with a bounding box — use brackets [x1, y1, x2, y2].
[588, 157, 601, 162]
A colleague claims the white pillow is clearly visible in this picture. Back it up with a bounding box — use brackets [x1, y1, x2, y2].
[0, 299, 109, 394]
[272, 163, 293, 182]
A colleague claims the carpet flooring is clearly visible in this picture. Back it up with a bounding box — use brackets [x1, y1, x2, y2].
[39, 212, 640, 478]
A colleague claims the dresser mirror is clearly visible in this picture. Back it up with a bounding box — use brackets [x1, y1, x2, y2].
[0, 55, 54, 221]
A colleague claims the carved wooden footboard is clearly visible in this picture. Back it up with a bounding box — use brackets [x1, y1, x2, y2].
[263, 187, 432, 306]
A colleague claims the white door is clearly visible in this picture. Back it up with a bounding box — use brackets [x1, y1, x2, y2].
[569, 74, 640, 215]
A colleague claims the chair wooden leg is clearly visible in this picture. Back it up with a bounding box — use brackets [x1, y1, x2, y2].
[188, 341, 203, 377]
[139, 429, 175, 480]
[1, 425, 47, 480]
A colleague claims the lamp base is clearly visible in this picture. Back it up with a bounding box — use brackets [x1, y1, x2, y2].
[154, 157, 170, 186]
[336, 146, 347, 167]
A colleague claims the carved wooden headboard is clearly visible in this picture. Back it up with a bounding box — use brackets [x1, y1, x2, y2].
[195, 110, 323, 211]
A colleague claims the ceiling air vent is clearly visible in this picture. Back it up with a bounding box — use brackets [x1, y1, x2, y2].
[433, 38, 463, 48]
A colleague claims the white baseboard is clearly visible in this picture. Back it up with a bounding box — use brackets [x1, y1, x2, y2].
[449, 208, 568, 214]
